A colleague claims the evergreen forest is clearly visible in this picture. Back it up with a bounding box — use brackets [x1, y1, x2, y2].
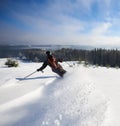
[1, 45, 120, 68]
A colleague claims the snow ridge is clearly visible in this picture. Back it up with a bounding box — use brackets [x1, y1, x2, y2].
[39, 68, 108, 126]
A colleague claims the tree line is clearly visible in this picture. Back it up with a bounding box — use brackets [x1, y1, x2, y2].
[22, 48, 120, 68]
[1, 45, 120, 68]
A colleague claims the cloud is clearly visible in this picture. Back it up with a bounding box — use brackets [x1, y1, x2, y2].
[90, 22, 112, 35]
[0, 0, 120, 47]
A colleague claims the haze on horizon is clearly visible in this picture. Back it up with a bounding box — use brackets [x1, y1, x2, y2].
[0, 0, 120, 47]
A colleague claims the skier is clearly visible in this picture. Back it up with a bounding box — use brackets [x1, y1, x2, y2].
[37, 51, 66, 77]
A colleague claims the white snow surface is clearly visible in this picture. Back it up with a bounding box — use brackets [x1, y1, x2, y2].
[0, 59, 120, 126]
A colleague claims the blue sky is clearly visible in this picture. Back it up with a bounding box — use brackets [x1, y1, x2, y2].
[0, 0, 120, 46]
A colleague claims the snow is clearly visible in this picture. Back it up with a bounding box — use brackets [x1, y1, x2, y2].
[0, 58, 120, 126]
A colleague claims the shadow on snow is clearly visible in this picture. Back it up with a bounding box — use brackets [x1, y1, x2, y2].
[16, 75, 58, 81]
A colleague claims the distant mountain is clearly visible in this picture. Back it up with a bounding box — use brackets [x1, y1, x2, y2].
[0, 44, 95, 50]
[0, 44, 95, 58]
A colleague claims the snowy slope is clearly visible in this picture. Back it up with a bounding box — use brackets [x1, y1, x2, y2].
[0, 59, 120, 126]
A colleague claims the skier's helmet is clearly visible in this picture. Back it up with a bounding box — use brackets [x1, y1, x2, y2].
[46, 51, 50, 55]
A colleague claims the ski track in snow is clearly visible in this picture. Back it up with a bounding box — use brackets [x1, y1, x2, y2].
[0, 60, 108, 126]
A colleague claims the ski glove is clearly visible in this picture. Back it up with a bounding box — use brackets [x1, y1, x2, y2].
[37, 68, 41, 72]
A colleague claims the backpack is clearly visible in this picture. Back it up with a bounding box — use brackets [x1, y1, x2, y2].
[47, 55, 59, 69]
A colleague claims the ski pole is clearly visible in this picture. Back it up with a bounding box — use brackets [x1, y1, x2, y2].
[23, 70, 44, 79]
[23, 71, 37, 79]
